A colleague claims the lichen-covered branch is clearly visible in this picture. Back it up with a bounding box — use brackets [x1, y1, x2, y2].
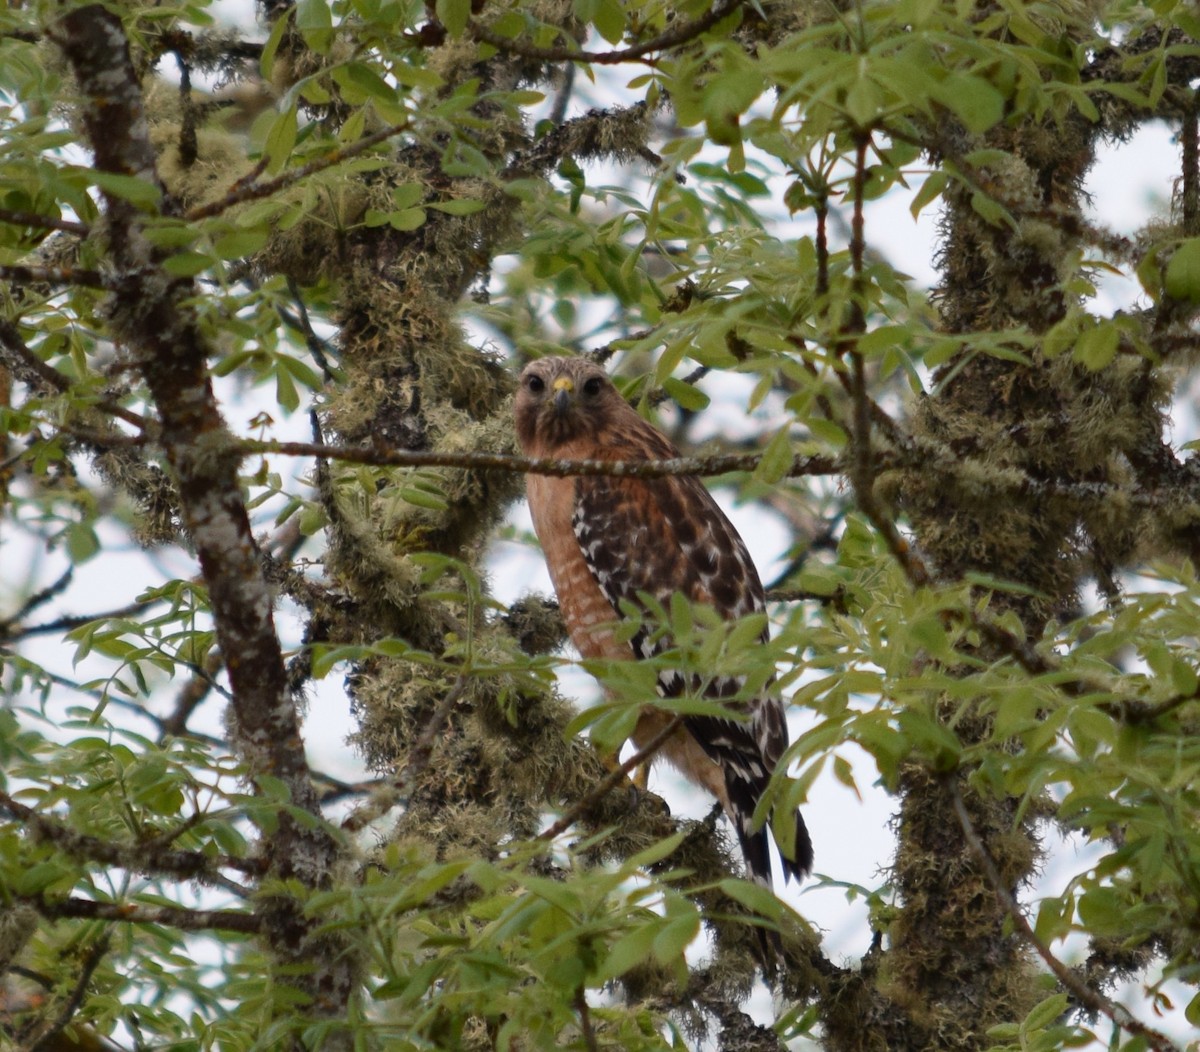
[947, 780, 1181, 1052]
[17, 894, 263, 935]
[0, 790, 263, 883]
[49, 2, 356, 1027]
[469, 0, 745, 66]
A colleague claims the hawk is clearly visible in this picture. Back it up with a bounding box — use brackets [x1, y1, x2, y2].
[514, 355, 812, 890]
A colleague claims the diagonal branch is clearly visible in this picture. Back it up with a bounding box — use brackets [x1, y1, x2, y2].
[0, 207, 89, 237]
[946, 779, 1181, 1052]
[184, 119, 412, 223]
[19, 893, 262, 934]
[538, 714, 684, 843]
[0, 790, 264, 883]
[470, 0, 745, 65]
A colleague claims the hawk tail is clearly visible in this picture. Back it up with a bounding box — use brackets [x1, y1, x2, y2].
[779, 809, 814, 883]
[727, 775, 813, 886]
[727, 777, 811, 976]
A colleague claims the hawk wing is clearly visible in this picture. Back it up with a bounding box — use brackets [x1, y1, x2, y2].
[573, 471, 810, 881]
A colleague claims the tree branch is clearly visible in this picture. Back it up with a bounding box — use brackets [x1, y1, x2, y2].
[234, 436, 847, 479]
[0, 790, 265, 881]
[50, 1, 353, 1011]
[183, 119, 412, 223]
[470, 0, 745, 65]
[18, 934, 110, 1051]
[20, 894, 262, 934]
[0, 207, 88, 237]
[0, 263, 108, 289]
[946, 779, 1181, 1052]
[538, 715, 684, 843]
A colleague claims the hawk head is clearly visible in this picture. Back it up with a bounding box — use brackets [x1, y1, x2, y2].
[514, 356, 622, 453]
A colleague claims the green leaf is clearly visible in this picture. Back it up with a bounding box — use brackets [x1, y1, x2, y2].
[591, 0, 626, 44]
[399, 483, 448, 511]
[436, 0, 470, 37]
[64, 522, 98, 563]
[296, 0, 334, 53]
[426, 198, 488, 216]
[258, 9, 291, 80]
[1020, 992, 1068, 1034]
[1165, 238, 1200, 303]
[89, 171, 162, 210]
[331, 62, 396, 104]
[755, 427, 794, 485]
[1076, 886, 1124, 936]
[1072, 321, 1118, 371]
[389, 208, 427, 231]
[1186, 991, 1200, 1027]
[661, 376, 710, 411]
[935, 73, 1006, 134]
[716, 878, 784, 922]
[968, 191, 1012, 228]
[845, 76, 880, 128]
[276, 363, 300, 412]
[652, 913, 699, 963]
[264, 105, 298, 175]
[910, 170, 947, 220]
[213, 229, 268, 260]
[600, 922, 659, 980]
[162, 251, 212, 277]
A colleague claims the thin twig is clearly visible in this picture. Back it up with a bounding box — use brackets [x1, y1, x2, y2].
[0, 594, 161, 643]
[470, 0, 745, 65]
[574, 986, 600, 1052]
[0, 789, 265, 879]
[766, 585, 848, 611]
[0, 262, 109, 289]
[0, 567, 74, 629]
[0, 207, 89, 236]
[159, 650, 224, 740]
[184, 119, 412, 222]
[946, 779, 1181, 1052]
[285, 277, 337, 379]
[20, 893, 262, 934]
[539, 715, 684, 843]
[23, 934, 111, 1051]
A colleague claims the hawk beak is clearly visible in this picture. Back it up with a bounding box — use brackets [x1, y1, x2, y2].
[551, 376, 574, 414]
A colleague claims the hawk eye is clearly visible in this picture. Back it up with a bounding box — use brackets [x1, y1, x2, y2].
[527, 374, 545, 393]
[583, 377, 602, 397]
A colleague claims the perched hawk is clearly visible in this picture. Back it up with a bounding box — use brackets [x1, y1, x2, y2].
[514, 355, 812, 889]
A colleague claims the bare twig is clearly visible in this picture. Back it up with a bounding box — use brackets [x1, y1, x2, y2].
[285, 277, 337, 379]
[20, 935, 110, 1051]
[0, 262, 108, 289]
[470, 0, 745, 66]
[159, 649, 225, 740]
[946, 780, 1181, 1052]
[20, 893, 262, 934]
[184, 119, 412, 222]
[0, 789, 265, 880]
[539, 715, 684, 843]
[0, 567, 74, 630]
[574, 986, 599, 1052]
[0, 207, 89, 236]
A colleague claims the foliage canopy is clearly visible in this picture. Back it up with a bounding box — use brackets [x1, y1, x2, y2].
[2, 0, 1200, 1049]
